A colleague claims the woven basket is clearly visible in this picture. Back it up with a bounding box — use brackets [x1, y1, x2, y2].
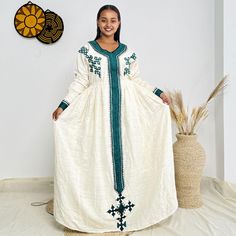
[173, 133, 206, 208]
[46, 199, 54, 215]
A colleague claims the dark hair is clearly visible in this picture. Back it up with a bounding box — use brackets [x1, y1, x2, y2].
[95, 5, 121, 42]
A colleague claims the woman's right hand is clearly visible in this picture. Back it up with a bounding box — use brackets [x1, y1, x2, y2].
[52, 107, 64, 121]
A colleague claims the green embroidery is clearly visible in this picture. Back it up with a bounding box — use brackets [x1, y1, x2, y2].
[78, 46, 102, 78]
[124, 53, 137, 76]
[107, 192, 135, 231]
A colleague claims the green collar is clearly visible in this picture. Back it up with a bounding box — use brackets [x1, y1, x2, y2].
[88, 40, 127, 57]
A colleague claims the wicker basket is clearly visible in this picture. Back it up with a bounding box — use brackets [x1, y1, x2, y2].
[173, 133, 206, 208]
[46, 199, 54, 215]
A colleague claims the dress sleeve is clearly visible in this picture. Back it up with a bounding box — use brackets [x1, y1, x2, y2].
[129, 53, 163, 97]
[58, 47, 89, 110]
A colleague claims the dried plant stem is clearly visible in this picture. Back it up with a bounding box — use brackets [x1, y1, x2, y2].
[168, 75, 228, 135]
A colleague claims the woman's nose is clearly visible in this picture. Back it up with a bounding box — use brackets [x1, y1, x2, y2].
[106, 21, 111, 27]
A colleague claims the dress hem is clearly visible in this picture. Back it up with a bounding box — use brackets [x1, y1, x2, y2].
[54, 204, 178, 234]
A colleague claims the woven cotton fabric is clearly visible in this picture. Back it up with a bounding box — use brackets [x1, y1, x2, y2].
[53, 40, 178, 233]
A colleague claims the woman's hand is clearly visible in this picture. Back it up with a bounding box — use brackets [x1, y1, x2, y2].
[160, 92, 171, 105]
[52, 107, 64, 121]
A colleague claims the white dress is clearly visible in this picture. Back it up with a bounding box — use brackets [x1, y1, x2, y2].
[53, 40, 178, 233]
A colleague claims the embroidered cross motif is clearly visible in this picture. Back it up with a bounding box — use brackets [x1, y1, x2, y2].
[78, 46, 102, 78]
[124, 53, 137, 76]
[107, 192, 135, 231]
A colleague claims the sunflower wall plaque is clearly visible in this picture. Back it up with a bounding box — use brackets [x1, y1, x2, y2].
[14, 1, 64, 44]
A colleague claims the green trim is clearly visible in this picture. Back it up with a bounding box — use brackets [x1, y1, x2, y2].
[89, 40, 127, 194]
[58, 100, 69, 110]
[89, 40, 135, 231]
[153, 87, 163, 97]
[89, 40, 126, 57]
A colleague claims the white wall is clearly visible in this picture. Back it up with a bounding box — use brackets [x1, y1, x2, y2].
[223, 0, 236, 184]
[215, 0, 224, 180]
[0, 0, 218, 179]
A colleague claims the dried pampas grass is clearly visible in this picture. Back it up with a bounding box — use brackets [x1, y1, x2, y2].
[168, 75, 229, 135]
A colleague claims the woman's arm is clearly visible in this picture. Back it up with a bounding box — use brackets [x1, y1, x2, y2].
[128, 53, 163, 97]
[58, 46, 90, 110]
[128, 53, 170, 105]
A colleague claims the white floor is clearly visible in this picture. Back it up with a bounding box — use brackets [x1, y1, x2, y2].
[0, 176, 236, 236]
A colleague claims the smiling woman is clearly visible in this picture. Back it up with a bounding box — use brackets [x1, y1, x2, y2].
[52, 4, 177, 234]
[95, 6, 121, 52]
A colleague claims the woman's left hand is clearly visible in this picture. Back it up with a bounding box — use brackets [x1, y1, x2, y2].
[160, 92, 171, 105]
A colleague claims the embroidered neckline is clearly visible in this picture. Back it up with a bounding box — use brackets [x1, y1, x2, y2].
[88, 40, 126, 57]
[95, 40, 120, 53]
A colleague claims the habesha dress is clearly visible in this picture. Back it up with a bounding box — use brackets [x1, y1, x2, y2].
[53, 40, 178, 233]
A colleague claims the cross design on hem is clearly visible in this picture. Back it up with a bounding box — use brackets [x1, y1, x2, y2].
[107, 192, 135, 231]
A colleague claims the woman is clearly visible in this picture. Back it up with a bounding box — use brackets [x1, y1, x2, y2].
[52, 4, 178, 233]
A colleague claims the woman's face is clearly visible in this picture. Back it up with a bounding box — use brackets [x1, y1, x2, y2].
[97, 9, 120, 38]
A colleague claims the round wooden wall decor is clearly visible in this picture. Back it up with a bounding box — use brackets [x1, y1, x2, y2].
[36, 10, 64, 44]
[14, 1, 45, 38]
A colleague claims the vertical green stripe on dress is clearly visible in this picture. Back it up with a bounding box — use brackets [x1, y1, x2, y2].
[88, 41, 135, 231]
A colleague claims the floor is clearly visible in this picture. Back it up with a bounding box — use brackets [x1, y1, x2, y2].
[0, 176, 236, 236]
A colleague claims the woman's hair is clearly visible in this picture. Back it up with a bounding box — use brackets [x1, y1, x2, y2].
[95, 5, 121, 42]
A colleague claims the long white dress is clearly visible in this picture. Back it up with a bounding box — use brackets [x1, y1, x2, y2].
[53, 40, 178, 233]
